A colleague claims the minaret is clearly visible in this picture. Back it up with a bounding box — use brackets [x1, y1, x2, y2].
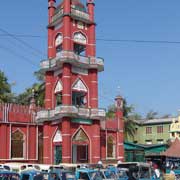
[115, 95, 125, 162]
[29, 89, 37, 122]
[37, 0, 105, 164]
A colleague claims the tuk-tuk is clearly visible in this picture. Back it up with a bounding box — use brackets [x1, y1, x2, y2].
[20, 169, 44, 180]
[0, 164, 11, 171]
[117, 162, 152, 180]
[106, 165, 128, 180]
[48, 168, 76, 180]
[75, 168, 104, 180]
[0, 170, 20, 180]
[99, 168, 118, 180]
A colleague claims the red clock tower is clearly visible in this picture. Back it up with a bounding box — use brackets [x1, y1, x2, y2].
[36, 0, 105, 164]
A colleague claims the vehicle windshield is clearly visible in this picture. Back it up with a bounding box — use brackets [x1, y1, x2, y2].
[139, 167, 151, 178]
[64, 172, 76, 180]
[117, 163, 151, 179]
[89, 171, 103, 180]
[0, 174, 20, 180]
[117, 169, 128, 178]
[104, 170, 118, 179]
[49, 173, 59, 180]
[33, 174, 44, 180]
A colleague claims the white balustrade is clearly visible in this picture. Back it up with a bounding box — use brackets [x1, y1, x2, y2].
[71, 8, 90, 21]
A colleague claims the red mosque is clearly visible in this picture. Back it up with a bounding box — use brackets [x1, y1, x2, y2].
[0, 0, 124, 164]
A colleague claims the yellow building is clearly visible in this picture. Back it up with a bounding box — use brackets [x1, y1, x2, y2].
[169, 116, 180, 140]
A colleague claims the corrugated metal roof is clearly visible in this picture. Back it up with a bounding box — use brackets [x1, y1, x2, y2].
[135, 117, 177, 125]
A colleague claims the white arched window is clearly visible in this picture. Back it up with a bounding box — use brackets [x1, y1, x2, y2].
[73, 32, 87, 56]
[53, 130, 62, 143]
[72, 79, 87, 107]
[73, 32, 87, 44]
[72, 79, 87, 92]
[54, 81, 63, 106]
[55, 33, 63, 56]
[107, 136, 116, 158]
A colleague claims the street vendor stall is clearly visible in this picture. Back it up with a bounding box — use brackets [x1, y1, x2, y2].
[161, 138, 180, 179]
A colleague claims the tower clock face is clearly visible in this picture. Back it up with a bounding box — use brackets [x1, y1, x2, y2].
[77, 21, 84, 29]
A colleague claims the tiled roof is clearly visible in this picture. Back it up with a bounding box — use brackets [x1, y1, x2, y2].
[162, 138, 180, 158]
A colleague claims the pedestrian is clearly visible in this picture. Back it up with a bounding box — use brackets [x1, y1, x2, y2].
[170, 165, 176, 179]
[153, 164, 161, 179]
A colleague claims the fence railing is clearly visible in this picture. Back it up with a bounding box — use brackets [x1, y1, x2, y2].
[71, 8, 90, 21]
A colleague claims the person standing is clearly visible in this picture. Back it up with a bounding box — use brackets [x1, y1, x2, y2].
[153, 164, 161, 179]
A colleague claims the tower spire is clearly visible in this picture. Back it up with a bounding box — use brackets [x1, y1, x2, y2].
[48, 0, 56, 24]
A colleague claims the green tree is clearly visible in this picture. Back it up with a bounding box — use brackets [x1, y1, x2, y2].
[106, 99, 141, 139]
[146, 110, 158, 119]
[15, 83, 45, 107]
[15, 70, 45, 106]
[34, 70, 44, 82]
[123, 100, 139, 139]
[106, 104, 115, 118]
[0, 71, 14, 103]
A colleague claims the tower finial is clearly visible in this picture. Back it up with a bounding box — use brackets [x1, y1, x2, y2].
[29, 89, 36, 113]
[87, 0, 94, 3]
[117, 86, 122, 96]
[48, 0, 56, 8]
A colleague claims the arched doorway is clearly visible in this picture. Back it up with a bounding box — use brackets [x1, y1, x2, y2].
[107, 136, 116, 159]
[53, 129, 62, 164]
[72, 128, 89, 163]
[11, 130, 25, 158]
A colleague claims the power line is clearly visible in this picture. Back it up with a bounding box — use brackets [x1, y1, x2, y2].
[1, 33, 180, 45]
[96, 38, 180, 44]
[0, 44, 38, 67]
[0, 34, 45, 38]
[0, 28, 46, 57]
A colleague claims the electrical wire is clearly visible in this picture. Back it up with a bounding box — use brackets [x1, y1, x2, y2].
[0, 28, 46, 57]
[96, 38, 180, 44]
[1, 33, 180, 45]
[0, 44, 38, 67]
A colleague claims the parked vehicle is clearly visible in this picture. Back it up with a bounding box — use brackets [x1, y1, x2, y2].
[99, 168, 118, 180]
[19, 164, 41, 173]
[117, 162, 152, 180]
[75, 168, 104, 180]
[20, 169, 44, 180]
[116, 168, 129, 180]
[0, 164, 11, 171]
[49, 168, 76, 180]
[4, 163, 41, 173]
[105, 165, 128, 180]
[0, 170, 20, 180]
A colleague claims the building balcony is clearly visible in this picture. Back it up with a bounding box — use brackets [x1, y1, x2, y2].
[36, 105, 105, 122]
[71, 8, 91, 23]
[48, 8, 93, 27]
[52, 9, 64, 23]
[40, 51, 104, 72]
